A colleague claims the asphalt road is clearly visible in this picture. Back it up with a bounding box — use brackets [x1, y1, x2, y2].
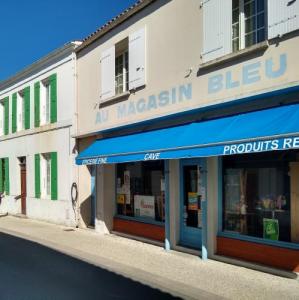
[0, 232, 179, 300]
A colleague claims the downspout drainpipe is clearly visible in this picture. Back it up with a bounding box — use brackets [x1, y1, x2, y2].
[72, 43, 81, 228]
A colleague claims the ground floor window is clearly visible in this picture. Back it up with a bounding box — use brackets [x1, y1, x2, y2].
[0, 158, 9, 195]
[116, 161, 165, 223]
[223, 150, 299, 244]
[41, 153, 51, 198]
[35, 152, 58, 200]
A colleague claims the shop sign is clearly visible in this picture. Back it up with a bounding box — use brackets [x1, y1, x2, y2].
[208, 53, 287, 94]
[96, 83, 193, 124]
[263, 218, 279, 241]
[81, 157, 107, 165]
[223, 136, 299, 155]
[144, 152, 160, 160]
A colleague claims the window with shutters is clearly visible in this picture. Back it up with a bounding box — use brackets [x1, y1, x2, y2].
[100, 27, 146, 102]
[232, 0, 266, 52]
[34, 74, 57, 127]
[41, 79, 51, 125]
[17, 91, 25, 131]
[0, 101, 5, 136]
[0, 158, 5, 193]
[39, 152, 57, 200]
[41, 153, 51, 198]
[0, 158, 9, 195]
[115, 39, 129, 95]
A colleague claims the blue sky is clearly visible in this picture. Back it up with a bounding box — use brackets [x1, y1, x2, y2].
[0, 0, 137, 80]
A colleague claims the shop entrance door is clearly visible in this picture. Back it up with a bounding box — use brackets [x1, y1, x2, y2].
[179, 159, 207, 250]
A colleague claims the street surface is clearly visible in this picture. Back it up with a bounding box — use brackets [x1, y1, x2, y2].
[0, 216, 298, 300]
[0, 232, 177, 300]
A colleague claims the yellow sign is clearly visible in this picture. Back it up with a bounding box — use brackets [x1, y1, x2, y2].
[117, 194, 125, 204]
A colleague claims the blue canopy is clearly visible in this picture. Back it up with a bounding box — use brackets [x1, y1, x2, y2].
[76, 104, 299, 165]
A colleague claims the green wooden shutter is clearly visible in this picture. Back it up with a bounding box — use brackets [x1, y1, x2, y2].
[51, 152, 57, 200]
[50, 74, 57, 123]
[24, 86, 30, 129]
[4, 158, 9, 195]
[4, 97, 9, 135]
[35, 154, 41, 198]
[12, 93, 17, 133]
[34, 82, 40, 127]
[0, 159, 3, 193]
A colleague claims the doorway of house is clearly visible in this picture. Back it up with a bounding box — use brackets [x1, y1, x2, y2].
[19, 157, 27, 215]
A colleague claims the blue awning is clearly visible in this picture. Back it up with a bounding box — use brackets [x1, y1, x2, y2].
[76, 104, 299, 165]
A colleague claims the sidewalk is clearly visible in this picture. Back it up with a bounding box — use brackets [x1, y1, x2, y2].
[0, 216, 298, 300]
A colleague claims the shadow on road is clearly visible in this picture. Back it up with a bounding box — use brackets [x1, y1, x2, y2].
[0, 232, 180, 300]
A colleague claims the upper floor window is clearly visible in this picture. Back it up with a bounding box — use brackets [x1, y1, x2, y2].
[0, 97, 9, 136]
[11, 87, 30, 133]
[100, 27, 146, 102]
[41, 79, 51, 125]
[0, 101, 5, 136]
[232, 0, 266, 52]
[115, 49, 129, 95]
[34, 73, 57, 128]
[17, 91, 25, 131]
[201, 0, 299, 63]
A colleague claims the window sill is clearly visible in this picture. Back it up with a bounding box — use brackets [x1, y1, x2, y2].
[218, 231, 299, 250]
[114, 214, 164, 227]
[99, 91, 130, 108]
[0, 120, 71, 141]
[199, 40, 269, 72]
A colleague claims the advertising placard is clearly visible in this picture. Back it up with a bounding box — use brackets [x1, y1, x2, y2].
[134, 195, 155, 218]
[188, 192, 198, 211]
[263, 218, 279, 240]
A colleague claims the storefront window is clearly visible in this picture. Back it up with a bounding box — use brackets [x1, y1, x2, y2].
[223, 151, 299, 244]
[116, 161, 165, 223]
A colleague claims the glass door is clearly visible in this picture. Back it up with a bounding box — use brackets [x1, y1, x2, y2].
[180, 159, 207, 250]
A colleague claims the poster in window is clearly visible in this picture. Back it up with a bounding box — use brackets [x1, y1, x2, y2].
[117, 194, 125, 204]
[134, 195, 155, 218]
[188, 192, 198, 211]
[263, 218, 279, 241]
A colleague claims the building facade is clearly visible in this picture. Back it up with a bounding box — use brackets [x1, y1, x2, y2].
[0, 42, 81, 226]
[75, 0, 299, 273]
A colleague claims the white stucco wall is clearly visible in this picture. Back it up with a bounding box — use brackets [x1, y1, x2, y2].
[76, 0, 299, 136]
[0, 48, 78, 227]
